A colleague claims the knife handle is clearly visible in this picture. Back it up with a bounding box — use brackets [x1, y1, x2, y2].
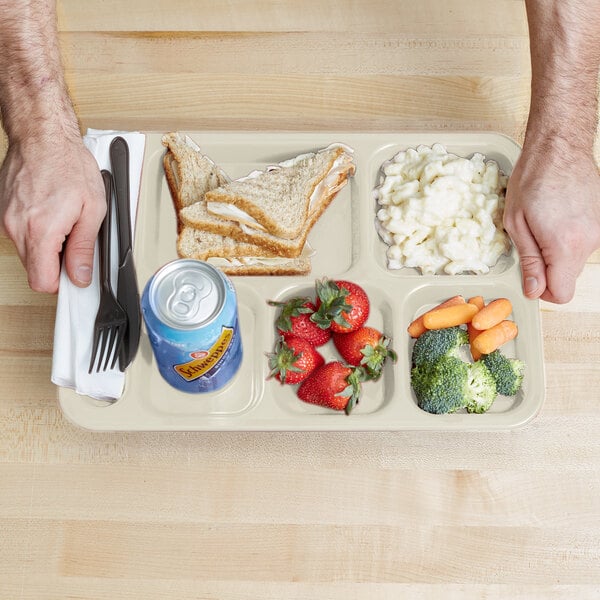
[109, 136, 131, 265]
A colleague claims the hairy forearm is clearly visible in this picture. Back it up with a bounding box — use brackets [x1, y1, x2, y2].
[525, 0, 600, 155]
[0, 0, 79, 143]
[524, 0, 600, 154]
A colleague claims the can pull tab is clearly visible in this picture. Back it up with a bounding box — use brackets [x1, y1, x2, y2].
[167, 273, 213, 322]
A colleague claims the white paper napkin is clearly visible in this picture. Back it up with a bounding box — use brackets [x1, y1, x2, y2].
[51, 129, 146, 400]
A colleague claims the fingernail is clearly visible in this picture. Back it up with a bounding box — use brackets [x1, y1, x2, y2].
[75, 265, 92, 285]
[524, 276, 538, 295]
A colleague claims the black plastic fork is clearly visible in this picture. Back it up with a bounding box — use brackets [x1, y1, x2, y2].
[88, 170, 128, 373]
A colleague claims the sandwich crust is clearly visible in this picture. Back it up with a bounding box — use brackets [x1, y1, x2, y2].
[177, 227, 311, 276]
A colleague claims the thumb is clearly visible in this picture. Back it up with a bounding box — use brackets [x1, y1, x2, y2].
[63, 207, 104, 288]
[507, 221, 547, 299]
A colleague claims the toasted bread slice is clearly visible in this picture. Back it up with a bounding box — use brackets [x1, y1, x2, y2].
[177, 226, 277, 260]
[177, 227, 311, 276]
[162, 132, 230, 233]
[203, 145, 355, 240]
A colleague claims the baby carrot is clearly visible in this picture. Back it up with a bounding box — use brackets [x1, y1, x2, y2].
[467, 296, 485, 361]
[422, 302, 479, 330]
[407, 295, 465, 338]
[471, 297, 513, 331]
[467, 296, 485, 310]
[472, 320, 518, 355]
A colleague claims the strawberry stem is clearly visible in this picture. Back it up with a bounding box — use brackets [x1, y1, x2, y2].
[341, 367, 363, 415]
[268, 297, 313, 332]
[266, 336, 304, 384]
[360, 335, 398, 381]
[311, 279, 352, 330]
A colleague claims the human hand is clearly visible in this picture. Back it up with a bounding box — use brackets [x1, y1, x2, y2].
[503, 144, 600, 304]
[0, 135, 106, 293]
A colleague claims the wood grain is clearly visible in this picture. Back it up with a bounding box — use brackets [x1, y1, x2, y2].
[56, 0, 529, 35]
[2, 1, 600, 598]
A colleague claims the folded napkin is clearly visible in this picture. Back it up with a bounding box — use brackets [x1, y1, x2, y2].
[51, 129, 146, 401]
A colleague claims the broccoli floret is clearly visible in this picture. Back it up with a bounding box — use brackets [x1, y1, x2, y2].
[411, 355, 469, 414]
[465, 361, 497, 413]
[482, 350, 525, 396]
[411, 326, 469, 368]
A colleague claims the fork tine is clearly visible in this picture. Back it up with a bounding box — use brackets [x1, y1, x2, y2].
[110, 325, 127, 371]
[102, 327, 118, 371]
[89, 324, 127, 374]
[97, 328, 109, 372]
[89, 328, 101, 374]
[105, 325, 125, 372]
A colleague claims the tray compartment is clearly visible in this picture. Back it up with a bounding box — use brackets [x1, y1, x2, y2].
[135, 296, 263, 419]
[266, 281, 397, 417]
[403, 281, 540, 417]
[366, 139, 519, 279]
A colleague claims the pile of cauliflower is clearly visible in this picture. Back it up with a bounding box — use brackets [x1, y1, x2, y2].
[374, 144, 511, 275]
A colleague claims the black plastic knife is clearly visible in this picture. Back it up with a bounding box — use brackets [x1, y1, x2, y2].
[110, 136, 141, 371]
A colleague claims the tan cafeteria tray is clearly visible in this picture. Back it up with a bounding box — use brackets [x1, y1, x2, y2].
[58, 131, 545, 431]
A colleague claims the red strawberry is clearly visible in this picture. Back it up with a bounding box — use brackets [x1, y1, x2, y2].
[311, 279, 370, 334]
[267, 335, 324, 385]
[268, 297, 331, 347]
[296, 361, 363, 414]
[332, 326, 397, 381]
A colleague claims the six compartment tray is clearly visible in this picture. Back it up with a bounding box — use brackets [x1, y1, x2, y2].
[58, 131, 545, 431]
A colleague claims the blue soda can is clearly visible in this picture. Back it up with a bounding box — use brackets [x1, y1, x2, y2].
[141, 259, 243, 393]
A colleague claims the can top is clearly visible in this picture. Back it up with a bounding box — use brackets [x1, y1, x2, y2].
[149, 259, 225, 329]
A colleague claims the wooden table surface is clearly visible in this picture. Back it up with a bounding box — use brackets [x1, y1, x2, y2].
[2, 1, 600, 598]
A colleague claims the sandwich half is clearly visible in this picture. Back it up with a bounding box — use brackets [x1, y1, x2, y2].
[179, 144, 356, 257]
[162, 133, 312, 275]
[162, 132, 230, 232]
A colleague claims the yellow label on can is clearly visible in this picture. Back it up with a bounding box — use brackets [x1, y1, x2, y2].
[174, 326, 234, 381]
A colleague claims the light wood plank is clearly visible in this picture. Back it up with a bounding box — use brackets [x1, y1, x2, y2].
[542, 362, 600, 415]
[57, 0, 529, 35]
[58, 32, 529, 77]
[3, 463, 600, 527]
[3, 518, 597, 583]
[0, 306, 55, 355]
[541, 311, 600, 363]
[539, 264, 600, 313]
[65, 74, 530, 137]
[2, 406, 600, 470]
[0, 254, 57, 307]
[2, 580, 600, 600]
